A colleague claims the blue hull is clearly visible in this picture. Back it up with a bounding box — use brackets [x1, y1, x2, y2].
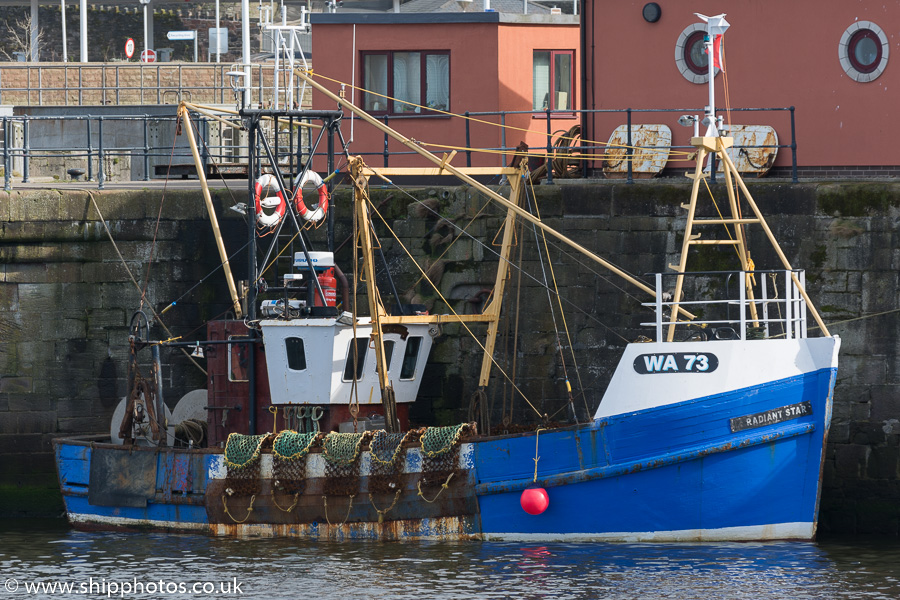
[474, 367, 836, 541]
[53, 366, 837, 541]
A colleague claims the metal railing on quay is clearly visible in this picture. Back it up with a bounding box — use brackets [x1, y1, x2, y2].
[0, 111, 319, 191]
[360, 106, 797, 184]
[0, 63, 289, 107]
[0, 106, 798, 190]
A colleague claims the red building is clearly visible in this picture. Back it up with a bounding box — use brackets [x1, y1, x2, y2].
[310, 12, 580, 168]
[583, 2, 900, 177]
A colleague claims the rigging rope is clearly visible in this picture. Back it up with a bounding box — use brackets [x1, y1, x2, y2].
[364, 191, 544, 420]
[86, 192, 207, 376]
[380, 180, 635, 344]
[305, 70, 693, 161]
[524, 174, 590, 421]
[139, 115, 182, 314]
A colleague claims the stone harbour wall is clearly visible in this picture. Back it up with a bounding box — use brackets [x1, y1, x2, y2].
[0, 180, 898, 535]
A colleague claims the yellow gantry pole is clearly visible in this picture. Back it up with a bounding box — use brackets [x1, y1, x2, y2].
[178, 103, 243, 318]
[477, 160, 527, 387]
[717, 147, 831, 337]
[350, 158, 400, 431]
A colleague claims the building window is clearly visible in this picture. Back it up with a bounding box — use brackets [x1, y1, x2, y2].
[362, 51, 450, 114]
[675, 23, 719, 84]
[533, 50, 574, 111]
[839, 21, 889, 82]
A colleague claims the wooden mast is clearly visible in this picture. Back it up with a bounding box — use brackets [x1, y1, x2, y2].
[177, 103, 243, 318]
[666, 135, 831, 341]
[349, 157, 400, 431]
[477, 160, 527, 387]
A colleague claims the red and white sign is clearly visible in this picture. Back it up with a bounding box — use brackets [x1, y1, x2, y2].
[140, 49, 157, 63]
[125, 38, 135, 59]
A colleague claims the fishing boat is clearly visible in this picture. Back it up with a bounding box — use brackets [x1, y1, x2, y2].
[53, 13, 839, 542]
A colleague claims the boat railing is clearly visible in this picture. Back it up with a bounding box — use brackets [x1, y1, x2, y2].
[641, 270, 809, 342]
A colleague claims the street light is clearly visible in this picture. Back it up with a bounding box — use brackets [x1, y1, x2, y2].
[139, 0, 151, 62]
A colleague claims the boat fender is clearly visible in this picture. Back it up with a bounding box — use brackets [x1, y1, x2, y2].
[254, 173, 287, 228]
[293, 169, 329, 223]
[520, 486, 549, 515]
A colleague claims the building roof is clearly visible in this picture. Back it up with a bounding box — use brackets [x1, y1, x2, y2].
[399, 0, 551, 14]
[310, 12, 577, 24]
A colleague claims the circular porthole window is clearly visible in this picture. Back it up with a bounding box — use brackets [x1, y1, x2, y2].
[839, 21, 889, 82]
[675, 23, 719, 84]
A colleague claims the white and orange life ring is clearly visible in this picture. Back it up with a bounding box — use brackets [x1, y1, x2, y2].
[254, 173, 287, 228]
[293, 169, 329, 223]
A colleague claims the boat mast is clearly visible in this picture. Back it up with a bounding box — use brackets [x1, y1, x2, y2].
[349, 156, 400, 432]
[476, 160, 527, 389]
[666, 15, 831, 341]
[177, 103, 244, 319]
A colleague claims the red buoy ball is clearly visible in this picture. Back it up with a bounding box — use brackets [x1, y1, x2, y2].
[520, 487, 549, 515]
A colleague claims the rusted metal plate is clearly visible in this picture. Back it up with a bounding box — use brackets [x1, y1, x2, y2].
[210, 515, 481, 541]
[205, 471, 478, 539]
[88, 447, 158, 508]
[602, 124, 672, 178]
[718, 124, 778, 175]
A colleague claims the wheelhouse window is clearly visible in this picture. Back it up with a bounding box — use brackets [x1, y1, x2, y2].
[228, 336, 250, 382]
[383, 341, 395, 373]
[343, 338, 368, 381]
[400, 337, 423, 380]
[362, 51, 450, 115]
[533, 50, 574, 111]
[285, 337, 306, 371]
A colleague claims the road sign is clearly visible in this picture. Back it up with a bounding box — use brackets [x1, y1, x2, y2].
[125, 38, 135, 59]
[167, 30, 196, 41]
[140, 49, 157, 63]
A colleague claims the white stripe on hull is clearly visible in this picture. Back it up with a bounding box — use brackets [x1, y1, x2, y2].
[483, 521, 816, 543]
[68, 513, 208, 533]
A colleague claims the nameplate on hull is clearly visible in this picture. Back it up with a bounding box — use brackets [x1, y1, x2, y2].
[633, 352, 718, 374]
[729, 401, 813, 433]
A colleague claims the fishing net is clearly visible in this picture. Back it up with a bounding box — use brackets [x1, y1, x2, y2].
[224, 433, 269, 497]
[272, 431, 318, 497]
[369, 430, 410, 496]
[419, 423, 473, 489]
[322, 432, 370, 496]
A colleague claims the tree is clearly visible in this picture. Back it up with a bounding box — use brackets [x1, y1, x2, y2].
[0, 12, 44, 61]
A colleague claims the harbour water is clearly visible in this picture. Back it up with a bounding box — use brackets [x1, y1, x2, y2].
[2, 520, 900, 599]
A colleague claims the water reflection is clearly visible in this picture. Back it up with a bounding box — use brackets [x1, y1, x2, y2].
[1, 520, 899, 599]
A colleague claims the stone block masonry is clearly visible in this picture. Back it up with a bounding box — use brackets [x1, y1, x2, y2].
[0, 187, 243, 516]
[1, 180, 899, 534]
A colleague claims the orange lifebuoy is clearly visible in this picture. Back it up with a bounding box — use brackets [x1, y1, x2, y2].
[293, 169, 329, 223]
[254, 173, 287, 228]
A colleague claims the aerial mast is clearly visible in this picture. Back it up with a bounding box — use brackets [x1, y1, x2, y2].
[695, 12, 729, 136]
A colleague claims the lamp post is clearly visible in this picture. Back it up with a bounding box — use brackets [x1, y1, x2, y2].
[215, 0, 221, 63]
[140, 0, 151, 62]
[60, 0, 67, 62]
